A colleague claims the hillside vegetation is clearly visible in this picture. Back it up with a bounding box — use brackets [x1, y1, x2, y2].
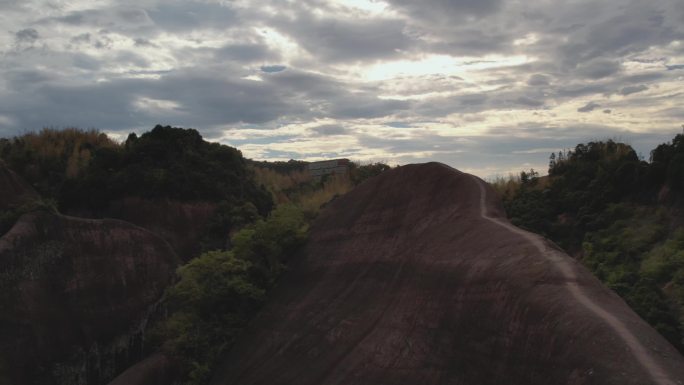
[1, 126, 392, 385]
[157, 161, 390, 384]
[1, 126, 273, 215]
[495, 133, 684, 352]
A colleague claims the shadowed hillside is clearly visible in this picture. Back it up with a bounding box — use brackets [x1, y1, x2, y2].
[0, 211, 179, 385]
[210, 163, 684, 385]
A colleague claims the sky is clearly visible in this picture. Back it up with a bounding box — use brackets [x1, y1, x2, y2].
[1, 0, 683, 178]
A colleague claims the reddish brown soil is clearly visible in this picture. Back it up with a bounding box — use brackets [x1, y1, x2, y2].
[210, 162, 684, 385]
[0, 211, 179, 384]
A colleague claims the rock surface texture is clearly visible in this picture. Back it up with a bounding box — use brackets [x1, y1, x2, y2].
[211, 163, 684, 385]
[0, 211, 179, 384]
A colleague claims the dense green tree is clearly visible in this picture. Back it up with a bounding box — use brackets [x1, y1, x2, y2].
[153, 204, 309, 385]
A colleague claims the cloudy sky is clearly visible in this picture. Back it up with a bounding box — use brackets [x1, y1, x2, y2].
[1, 0, 683, 177]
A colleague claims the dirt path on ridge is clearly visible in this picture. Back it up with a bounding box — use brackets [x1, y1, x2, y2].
[471, 174, 678, 385]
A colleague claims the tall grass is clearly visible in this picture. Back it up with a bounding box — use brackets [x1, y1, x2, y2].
[297, 174, 354, 214]
[252, 165, 354, 214]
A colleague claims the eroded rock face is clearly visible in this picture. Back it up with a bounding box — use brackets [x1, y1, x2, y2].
[0, 161, 38, 210]
[106, 197, 217, 261]
[211, 163, 684, 385]
[67, 197, 217, 262]
[0, 212, 179, 385]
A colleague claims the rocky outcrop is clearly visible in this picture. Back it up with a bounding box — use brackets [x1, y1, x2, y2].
[107, 353, 181, 385]
[67, 197, 218, 261]
[0, 160, 38, 210]
[210, 163, 684, 385]
[105, 197, 217, 261]
[0, 211, 179, 385]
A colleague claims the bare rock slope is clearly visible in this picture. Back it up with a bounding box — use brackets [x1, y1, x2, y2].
[0, 211, 179, 384]
[211, 163, 684, 385]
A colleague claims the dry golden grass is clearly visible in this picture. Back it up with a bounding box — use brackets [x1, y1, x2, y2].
[18, 128, 117, 178]
[252, 166, 313, 205]
[489, 174, 522, 198]
[297, 174, 354, 214]
[489, 173, 550, 199]
[252, 165, 354, 213]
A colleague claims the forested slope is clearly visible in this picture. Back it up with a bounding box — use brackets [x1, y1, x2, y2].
[499, 133, 684, 352]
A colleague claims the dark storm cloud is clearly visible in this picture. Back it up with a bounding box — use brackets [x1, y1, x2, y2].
[46, 2, 237, 37]
[0, 62, 409, 136]
[146, 2, 238, 33]
[266, 70, 346, 99]
[267, 69, 411, 118]
[527, 74, 550, 86]
[621, 72, 664, 84]
[577, 101, 601, 113]
[309, 124, 350, 136]
[0, 70, 298, 134]
[14, 28, 39, 44]
[515, 96, 544, 107]
[273, 13, 413, 62]
[215, 43, 280, 63]
[69, 33, 91, 45]
[261, 65, 286, 73]
[555, 83, 610, 98]
[133, 38, 156, 47]
[575, 58, 622, 79]
[72, 53, 102, 70]
[388, 0, 502, 21]
[329, 96, 410, 119]
[554, 4, 684, 66]
[0, 80, 142, 133]
[52, 7, 151, 29]
[619, 85, 649, 96]
[4, 69, 56, 90]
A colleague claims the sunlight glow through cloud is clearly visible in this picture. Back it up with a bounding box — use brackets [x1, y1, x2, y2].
[360, 54, 535, 81]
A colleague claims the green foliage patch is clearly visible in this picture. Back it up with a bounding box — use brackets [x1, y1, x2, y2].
[152, 204, 309, 384]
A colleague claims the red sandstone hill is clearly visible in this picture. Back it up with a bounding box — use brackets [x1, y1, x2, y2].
[64, 197, 219, 262]
[0, 211, 179, 384]
[210, 163, 684, 385]
[103, 197, 218, 261]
